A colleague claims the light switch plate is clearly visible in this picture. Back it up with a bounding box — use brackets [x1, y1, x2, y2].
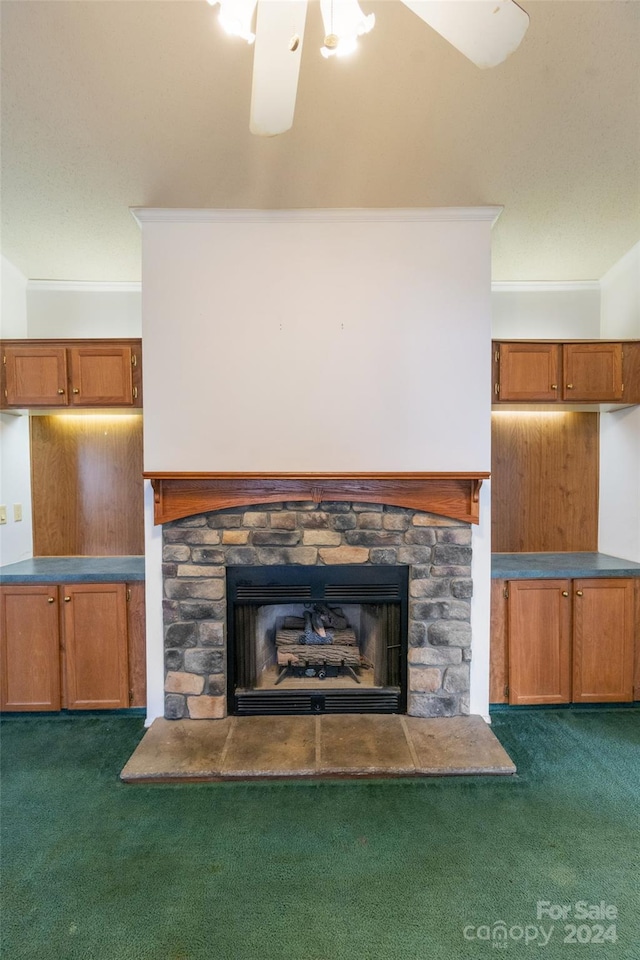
[0, 506, 6, 525]
[13, 503, 22, 522]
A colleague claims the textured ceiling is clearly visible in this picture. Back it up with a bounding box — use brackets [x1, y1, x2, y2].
[1, 0, 639, 282]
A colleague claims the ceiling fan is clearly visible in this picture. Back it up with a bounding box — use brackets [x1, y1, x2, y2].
[207, 0, 530, 136]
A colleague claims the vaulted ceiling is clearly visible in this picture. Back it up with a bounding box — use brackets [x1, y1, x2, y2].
[1, 0, 639, 282]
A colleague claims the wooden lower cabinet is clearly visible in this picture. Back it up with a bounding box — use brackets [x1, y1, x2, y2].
[0, 585, 61, 711]
[508, 580, 572, 704]
[572, 579, 635, 702]
[491, 577, 637, 705]
[0, 581, 145, 712]
[62, 584, 129, 709]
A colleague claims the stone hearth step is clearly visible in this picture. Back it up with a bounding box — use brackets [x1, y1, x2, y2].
[120, 714, 516, 782]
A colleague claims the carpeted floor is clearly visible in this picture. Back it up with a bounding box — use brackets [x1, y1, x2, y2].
[1, 708, 638, 960]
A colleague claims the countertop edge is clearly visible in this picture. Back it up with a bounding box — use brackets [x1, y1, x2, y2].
[491, 552, 640, 580]
[0, 556, 145, 585]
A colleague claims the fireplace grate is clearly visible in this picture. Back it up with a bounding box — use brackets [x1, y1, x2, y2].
[235, 689, 400, 715]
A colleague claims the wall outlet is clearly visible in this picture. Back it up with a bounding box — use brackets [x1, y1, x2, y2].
[13, 503, 23, 522]
[0, 506, 6, 525]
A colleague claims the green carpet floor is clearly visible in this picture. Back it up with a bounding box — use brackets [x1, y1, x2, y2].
[1, 708, 639, 960]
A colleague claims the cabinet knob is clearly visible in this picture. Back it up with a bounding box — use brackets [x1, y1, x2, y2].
[551, 384, 558, 390]
[72, 388, 80, 395]
[566, 383, 574, 389]
[64, 596, 71, 602]
[562, 591, 569, 597]
[576, 590, 583, 597]
[47, 597, 55, 603]
[57, 388, 65, 395]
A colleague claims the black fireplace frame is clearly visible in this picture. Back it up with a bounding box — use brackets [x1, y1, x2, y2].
[226, 565, 409, 716]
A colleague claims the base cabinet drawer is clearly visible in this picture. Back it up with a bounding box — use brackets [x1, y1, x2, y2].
[490, 578, 637, 705]
[0, 581, 145, 712]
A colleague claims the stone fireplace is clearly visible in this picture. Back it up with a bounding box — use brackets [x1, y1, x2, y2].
[161, 498, 474, 720]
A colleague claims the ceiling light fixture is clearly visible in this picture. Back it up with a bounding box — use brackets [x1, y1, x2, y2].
[207, 0, 530, 137]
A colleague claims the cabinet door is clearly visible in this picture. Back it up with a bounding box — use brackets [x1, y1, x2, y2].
[573, 579, 635, 702]
[69, 345, 133, 406]
[3, 346, 68, 406]
[508, 580, 572, 704]
[563, 343, 623, 401]
[0, 586, 61, 711]
[496, 343, 560, 401]
[62, 583, 129, 709]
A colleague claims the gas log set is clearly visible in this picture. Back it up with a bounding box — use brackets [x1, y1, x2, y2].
[275, 603, 364, 684]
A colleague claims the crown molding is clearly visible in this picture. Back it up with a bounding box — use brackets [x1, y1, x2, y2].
[27, 280, 141, 293]
[130, 206, 503, 227]
[492, 281, 600, 293]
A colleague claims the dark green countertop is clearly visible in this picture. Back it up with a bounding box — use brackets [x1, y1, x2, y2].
[0, 556, 145, 584]
[492, 552, 640, 580]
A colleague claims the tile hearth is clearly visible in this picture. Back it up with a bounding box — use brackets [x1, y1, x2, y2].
[120, 714, 516, 782]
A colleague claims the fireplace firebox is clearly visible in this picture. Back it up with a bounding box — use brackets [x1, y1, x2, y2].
[227, 565, 408, 715]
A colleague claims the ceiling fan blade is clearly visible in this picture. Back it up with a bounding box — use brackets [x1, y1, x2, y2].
[250, 0, 308, 136]
[400, 0, 529, 69]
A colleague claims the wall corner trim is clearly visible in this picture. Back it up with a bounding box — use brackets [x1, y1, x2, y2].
[130, 207, 504, 227]
[27, 280, 141, 293]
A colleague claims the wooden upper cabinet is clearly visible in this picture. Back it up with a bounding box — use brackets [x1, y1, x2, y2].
[62, 583, 129, 710]
[507, 579, 572, 705]
[4, 345, 68, 406]
[563, 343, 623, 401]
[69, 345, 133, 405]
[493, 340, 640, 406]
[1, 339, 142, 409]
[0, 585, 61, 711]
[572, 579, 635, 702]
[495, 342, 560, 401]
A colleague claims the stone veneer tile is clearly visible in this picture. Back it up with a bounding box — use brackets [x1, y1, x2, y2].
[270, 512, 297, 529]
[302, 529, 342, 546]
[165, 671, 205, 695]
[222, 530, 250, 545]
[176, 565, 225, 578]
[187, 695, 226, 719]
[409, 646, 462, 665]
[409, 667, 442, 693]
[317, 546, 369, 564]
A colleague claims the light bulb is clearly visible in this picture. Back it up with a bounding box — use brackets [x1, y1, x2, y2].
[319, 0, 374, 58]
[210, 0, 258, 44]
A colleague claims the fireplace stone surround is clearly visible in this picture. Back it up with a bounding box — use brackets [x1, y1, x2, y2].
[162, 501, 473, 720]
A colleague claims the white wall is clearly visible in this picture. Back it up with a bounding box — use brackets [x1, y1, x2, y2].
[141, 211, 494, 472]
[27, 282, 141, 338]
[598, 243, 640, 562]
[492, 283, 601, 339]
[0, 257, 34, 564]
[138, 208, 497, 723]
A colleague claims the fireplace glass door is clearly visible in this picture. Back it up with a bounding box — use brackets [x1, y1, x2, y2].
[227, 566, 408, 715]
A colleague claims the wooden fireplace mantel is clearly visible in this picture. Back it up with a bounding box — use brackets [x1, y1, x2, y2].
[144, 472, 489, 526]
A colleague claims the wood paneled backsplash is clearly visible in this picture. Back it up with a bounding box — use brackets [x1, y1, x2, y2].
[31, 415, 144, 556]
[491, 412, 599, 552]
